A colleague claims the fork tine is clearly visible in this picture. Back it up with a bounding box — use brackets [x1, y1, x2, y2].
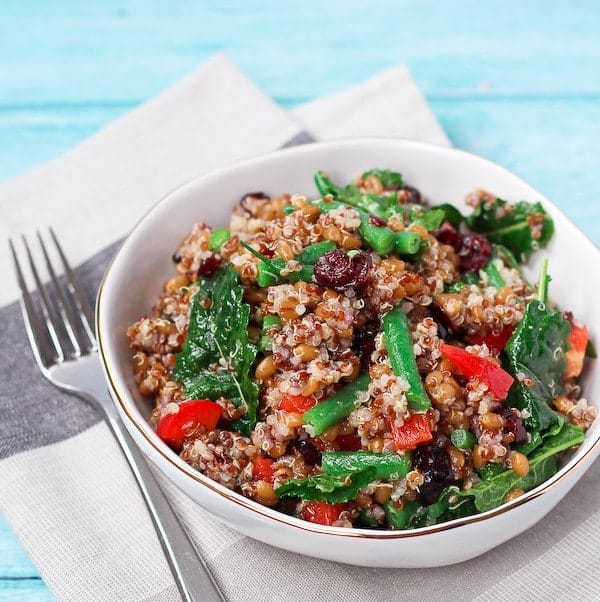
[36, 231, 83, 356]
[21, 234, 69, 362]
[9, 238, 59, 368]
[49, 228, 97, 349]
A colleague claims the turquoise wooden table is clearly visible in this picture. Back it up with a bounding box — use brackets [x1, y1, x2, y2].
[1, 1, 599, 599]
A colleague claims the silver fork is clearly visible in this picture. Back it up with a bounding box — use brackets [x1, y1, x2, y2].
[9, 229, 225, 602]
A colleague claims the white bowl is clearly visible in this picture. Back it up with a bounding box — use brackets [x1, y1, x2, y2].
[97, 138, 599, 568]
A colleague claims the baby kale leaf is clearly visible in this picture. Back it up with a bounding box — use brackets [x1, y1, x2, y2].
[467, 197, 554, 262]
[172, 265, 259, 435]
[504, 299, 570, 432]
[275, 467, 377, 503]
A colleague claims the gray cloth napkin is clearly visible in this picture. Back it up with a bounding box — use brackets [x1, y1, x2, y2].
[0, 55, 598, 602]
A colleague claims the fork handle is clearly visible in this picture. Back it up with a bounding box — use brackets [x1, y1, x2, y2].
[104, 413, 225, 602]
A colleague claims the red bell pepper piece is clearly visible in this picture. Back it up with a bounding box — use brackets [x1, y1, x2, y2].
[252, 457, 275, 483]
[390, 413, 433, 450]
[279, 394, 317, 413]
[301, 501, 350, 526]
[468, 326, 514, 353]
[156, 400, 221, 451]
[564, 321, 589, 379]
[439, 342, 514, 400]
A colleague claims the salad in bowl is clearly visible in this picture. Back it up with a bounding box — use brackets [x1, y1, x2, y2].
[126, 167, 596, 530]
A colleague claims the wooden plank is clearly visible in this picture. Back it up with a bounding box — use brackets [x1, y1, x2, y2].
[0, 0, 599, 107]
[0, 104, 127, 181]
[0, 516, 39, 578]
[0, 579, 55, 601]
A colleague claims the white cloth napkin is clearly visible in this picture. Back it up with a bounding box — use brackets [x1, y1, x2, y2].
[0, 54, 598, 602]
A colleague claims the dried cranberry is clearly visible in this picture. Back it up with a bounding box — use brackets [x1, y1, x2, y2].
[436, 221, 462, 252]
[351, 251, 372, 290]
[293, 439, 322, 465]
[369, 215, 387, 227]
[499, 408, 528, 443]
[412, 444, 455, 505]
[352, 318, 380, 369]
[314, 250, 372, 291]
[398, 185, 423, 205]
[197, 254, 221, 278]
[432, 432, 450, 449]
[458, 233, 492, 273]
[239, 191, 269, 213]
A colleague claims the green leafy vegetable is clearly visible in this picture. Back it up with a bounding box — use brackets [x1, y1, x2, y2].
[476, 462, 507, 481]
[314, 172, 397, 219]
[384, 500, 421, 529]
[503, 260, 569, 432]
[454, 421, 583, 513]
[458, 455, 557, 512]
[400, 421, 584, 525]
[172, 266, 259, 435]
[467, 197, 554, 262]
[361, 168, 403, 189]
[433, 203, 465, 228]
[393, 489, 475, 529]
[411, 208, 445, 231]
[504, 298, 570, 431]
[275, 467, 377, 503]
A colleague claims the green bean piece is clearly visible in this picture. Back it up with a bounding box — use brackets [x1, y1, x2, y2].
[311, 199, 346, 213]
[263, 315, 282, 330]
[282, 205, 296, 214]
[286, 264, 315, 283]
[322, 451, 411, 480]
[303, 372, 371, 435]
[382, 307, 431, 411]
[358, 215, 396, 254]
[384, 500, 421, 529]
[256, 257, 285, 287]
[241, 242, 283, 287]
[259, 316, 282, 352]
[258, 335, 274, 352]
[445, 281, 467, 293]
[450, 428, 477, 450]
[314, 171, 339, 197]
[209, 228, 231, 252]
[394, 231, 421, 255]
[297, 241, 337, 264]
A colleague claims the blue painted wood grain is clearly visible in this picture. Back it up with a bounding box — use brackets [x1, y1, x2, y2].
[1, 0, 599, 598]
